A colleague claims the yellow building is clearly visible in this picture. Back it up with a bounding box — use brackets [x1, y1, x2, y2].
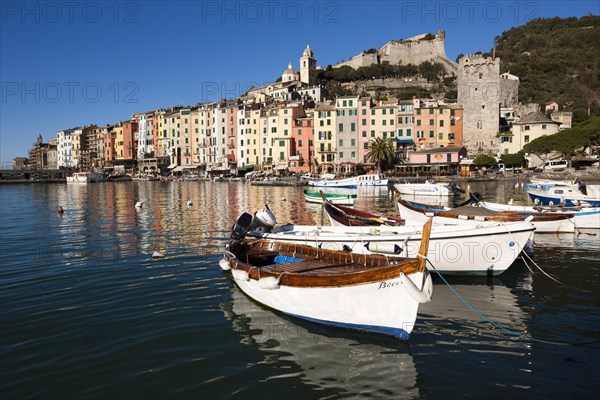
[370, 100, 397, 141]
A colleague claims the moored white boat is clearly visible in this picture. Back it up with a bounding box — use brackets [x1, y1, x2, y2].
[244, 207, 535, 275]
[394, 180, 462, 197]
[398, 198, 576, 233]
[66, 171, 101, 183]
[308, 173, 388, 188]
[220, 212, 434, 340]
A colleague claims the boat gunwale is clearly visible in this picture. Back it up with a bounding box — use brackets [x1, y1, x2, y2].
[398, 198, 573, 222]
[226, 240, 422, 288]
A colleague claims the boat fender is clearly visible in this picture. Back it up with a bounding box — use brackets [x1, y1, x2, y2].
[342, 244, 352, 252]
[364, 242, 402, 255]
[232, 269, 250, 281]
[219, 258, 231, 271]
[258, 276, 280, 290]
[524, 215, 534, 222]
[400, 270, 433, 303]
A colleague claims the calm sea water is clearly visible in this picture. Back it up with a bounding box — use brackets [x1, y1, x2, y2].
[1, 180, 598, 399]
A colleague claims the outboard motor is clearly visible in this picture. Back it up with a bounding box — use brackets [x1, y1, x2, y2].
[248, 205, 277, 233]
[231, 212, 253, 240]
[575, 179, 587, 195]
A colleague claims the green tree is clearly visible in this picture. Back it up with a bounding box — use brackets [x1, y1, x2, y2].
[473, 154, 497, 167]
[501, 153, 525, 167]
[366, 137, 395, 173]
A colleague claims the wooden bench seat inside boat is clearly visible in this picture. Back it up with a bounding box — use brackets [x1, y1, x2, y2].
[260, 258, 358, 275]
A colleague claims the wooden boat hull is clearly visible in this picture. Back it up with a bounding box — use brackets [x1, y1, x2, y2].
[222, 228, 432, 340]
[233, 272, 426, 339]
[325, 202, 404, 227]
[398, 199, 576, 233]
[250, 222, 535, 275]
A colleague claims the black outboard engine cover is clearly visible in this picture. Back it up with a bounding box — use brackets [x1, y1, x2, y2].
[248, 206, 277, 233]
[231, 212, 253, 240]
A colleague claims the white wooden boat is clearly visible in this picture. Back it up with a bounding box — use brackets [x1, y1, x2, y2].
[242, 207, 535, 275]
[394, 180, 462, 197]
[477, 200, 600, 230]
[220, 213, 433, 340]
[398, 198, 576, 233]
[303, 189, 357, 205]
[66, 171, 101, 183]
[308, 173, 388, 188]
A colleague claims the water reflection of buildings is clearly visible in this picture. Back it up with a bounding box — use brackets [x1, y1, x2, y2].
[221, 286, 420, 399]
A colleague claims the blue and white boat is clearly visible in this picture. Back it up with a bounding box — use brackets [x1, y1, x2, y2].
[526, 182, 600, 208]
[308, 173, 388, 188]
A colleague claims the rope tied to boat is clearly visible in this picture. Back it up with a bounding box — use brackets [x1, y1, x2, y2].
[499, 222, 582, 290]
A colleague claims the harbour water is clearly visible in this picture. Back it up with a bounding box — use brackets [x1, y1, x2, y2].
[1, 180, 598, 399]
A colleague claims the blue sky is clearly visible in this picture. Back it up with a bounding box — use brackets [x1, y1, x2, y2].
[1, 0, 598, 166]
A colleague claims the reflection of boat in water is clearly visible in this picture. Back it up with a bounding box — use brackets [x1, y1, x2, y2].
[221, 286, 420, 398]
[418, 276, 530, 337]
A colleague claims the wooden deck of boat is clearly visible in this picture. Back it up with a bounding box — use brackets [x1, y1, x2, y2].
[260, 258, 372, 275]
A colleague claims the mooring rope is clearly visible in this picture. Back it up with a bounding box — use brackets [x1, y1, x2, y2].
[499, 222, 579, 290]
[427, 259, 600, 346]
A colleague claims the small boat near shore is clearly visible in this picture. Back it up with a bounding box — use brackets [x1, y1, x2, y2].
[66, 171, 101, 183]
[394, 180, 463, 197]
[303, 189, 357, 205]
[308, 173, 388, 188]
[220, 212, 433, 340]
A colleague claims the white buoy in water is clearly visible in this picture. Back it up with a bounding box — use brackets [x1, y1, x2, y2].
[152, 251, 165, 259]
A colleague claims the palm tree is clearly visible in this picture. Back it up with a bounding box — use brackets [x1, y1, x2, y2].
[366, 137, 394, 173]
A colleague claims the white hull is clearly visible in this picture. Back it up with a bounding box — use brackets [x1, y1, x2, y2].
[251, 222, 535, 275]
[398, 201, 575, 233]
[309, 174, 388, 188]
[232, 271, 427, 339]
[394, 182, 453, 196]
[479, 201, 600, 230]
[304, 194, 355, 205]
[66, 172, 101, 183]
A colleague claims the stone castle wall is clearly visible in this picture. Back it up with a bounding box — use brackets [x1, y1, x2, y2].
[334, 30, 457, 75]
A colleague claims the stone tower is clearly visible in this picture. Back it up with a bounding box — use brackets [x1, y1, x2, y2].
[457, 54, 501, 156]
[300, 44, 316, 86]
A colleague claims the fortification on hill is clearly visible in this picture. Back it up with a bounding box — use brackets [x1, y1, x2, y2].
[334, 30, 457, 75]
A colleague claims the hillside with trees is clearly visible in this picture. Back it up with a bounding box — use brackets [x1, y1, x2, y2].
[494, 15, 600, 120]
